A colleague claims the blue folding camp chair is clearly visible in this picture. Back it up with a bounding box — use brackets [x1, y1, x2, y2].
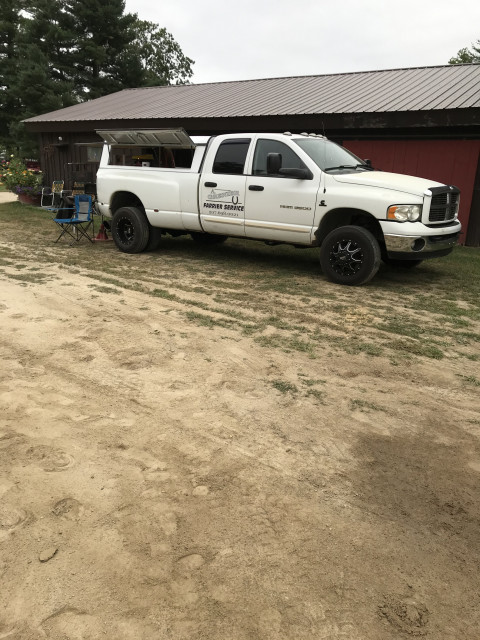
[53, 194, 94, 245]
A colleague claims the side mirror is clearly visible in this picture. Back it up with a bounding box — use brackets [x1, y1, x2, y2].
[278, 167, 313, 180]
[364, 159, 372, 167]
[266, 152, 282, 175]
[266, 152, 313, 179]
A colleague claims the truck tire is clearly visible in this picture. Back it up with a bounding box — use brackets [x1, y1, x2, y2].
[112, 206, 149, 254]
[320, 226, 381, 286]
[191, 232, 227, 245]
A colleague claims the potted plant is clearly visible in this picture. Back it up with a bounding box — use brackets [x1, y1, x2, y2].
[0, 156, 43, 205]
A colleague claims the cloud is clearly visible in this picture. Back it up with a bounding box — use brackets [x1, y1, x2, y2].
[125, 0, 480, 83]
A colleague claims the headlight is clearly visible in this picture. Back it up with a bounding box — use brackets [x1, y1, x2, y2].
[387, 204, 422, 222]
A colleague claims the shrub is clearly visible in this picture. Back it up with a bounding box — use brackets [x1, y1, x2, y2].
[0, 156, 42, 195]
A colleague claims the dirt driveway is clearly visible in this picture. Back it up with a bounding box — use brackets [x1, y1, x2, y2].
[0, 192, 17, 204]
[1, 208, 480, 639]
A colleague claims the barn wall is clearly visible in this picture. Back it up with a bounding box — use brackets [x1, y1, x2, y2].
[342, 139, 480, 245]
[467, 156, 480, 246]
[39, 131, 102, 189]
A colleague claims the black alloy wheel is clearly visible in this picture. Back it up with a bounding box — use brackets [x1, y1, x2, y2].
[112, 206, 149, 254]
[320, 225, 381, 286]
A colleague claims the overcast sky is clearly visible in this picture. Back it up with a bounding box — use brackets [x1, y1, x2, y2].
[124, 0, 480, 84]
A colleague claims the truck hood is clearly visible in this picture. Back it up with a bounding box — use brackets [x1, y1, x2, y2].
[332, 171, 443, 196]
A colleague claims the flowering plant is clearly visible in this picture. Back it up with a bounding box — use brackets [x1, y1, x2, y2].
[0, 156, 42, 196]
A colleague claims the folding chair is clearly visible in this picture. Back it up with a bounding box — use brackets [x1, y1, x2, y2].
[72, 181, 85, 196]
[53, 194, 94, 245]
[41, 180, 65, 210]
[62, 181, 85, 210]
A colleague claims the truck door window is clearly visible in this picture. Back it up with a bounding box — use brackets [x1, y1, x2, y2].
[253, 139, 307, 176]
[212, 139, 251, 175]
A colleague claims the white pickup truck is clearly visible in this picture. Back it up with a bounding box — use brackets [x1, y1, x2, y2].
[96, 129, 461, 285]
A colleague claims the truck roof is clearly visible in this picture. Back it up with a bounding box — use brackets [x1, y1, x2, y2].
[190, 136, 211, 146]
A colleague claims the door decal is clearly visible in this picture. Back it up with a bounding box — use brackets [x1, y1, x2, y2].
[203, 189, 244, 216]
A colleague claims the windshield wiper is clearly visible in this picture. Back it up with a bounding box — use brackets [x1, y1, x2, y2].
[324, 165, 356, 172]
[356, 163, 374, 171]
[324, 164, 374, 172]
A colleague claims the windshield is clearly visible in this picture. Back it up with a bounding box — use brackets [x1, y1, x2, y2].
[293, 138, 369, 172]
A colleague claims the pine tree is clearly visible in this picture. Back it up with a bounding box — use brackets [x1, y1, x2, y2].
[62, 0, 140, 100]
[0, 0, 25, 151]
[2, 0, 78, 154]
[23, 0, 77, 98]
[60, 1, 193, 98]
[9, 42, 68, 155]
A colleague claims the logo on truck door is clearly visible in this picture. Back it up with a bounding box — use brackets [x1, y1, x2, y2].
[203, 189, 244, 216]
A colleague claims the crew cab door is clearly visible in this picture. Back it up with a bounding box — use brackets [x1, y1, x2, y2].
[245, 138, 319, 244]
[199, 137, 251, 236]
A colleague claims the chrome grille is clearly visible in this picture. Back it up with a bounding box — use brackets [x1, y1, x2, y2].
[429, 188, 459, 223]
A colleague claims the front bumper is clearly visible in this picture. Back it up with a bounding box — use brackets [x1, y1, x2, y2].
[384, 230, 461, 260]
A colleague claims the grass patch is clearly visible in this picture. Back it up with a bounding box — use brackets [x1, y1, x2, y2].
[457, 374, 480, 387]
[151, 287, 178, 301]
[184, 310, 236, 330]
[345, 341, 383, 357]
[305, 388, 326, 404]
[271, 380, 298, 394]
[88, 284, 121, 295]
[3, 271, 51, 284]
[350, 399, 386, 412]
[255, 334, 315, 356]
[388, 338, 445, 360]
[299, 376, 326, 387]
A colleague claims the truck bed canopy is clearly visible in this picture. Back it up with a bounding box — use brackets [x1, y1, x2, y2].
[96, 128, 197, 148]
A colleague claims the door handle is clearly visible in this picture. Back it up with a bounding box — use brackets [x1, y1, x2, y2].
[204, 182, 217, 187]
[249, 185, 264, 191]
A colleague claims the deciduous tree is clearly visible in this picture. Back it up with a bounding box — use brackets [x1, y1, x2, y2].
[125, 20, 194, 87]
[449, 41, 480, 64]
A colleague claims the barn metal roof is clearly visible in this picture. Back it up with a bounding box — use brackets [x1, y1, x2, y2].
[24, 65, 480, 124]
